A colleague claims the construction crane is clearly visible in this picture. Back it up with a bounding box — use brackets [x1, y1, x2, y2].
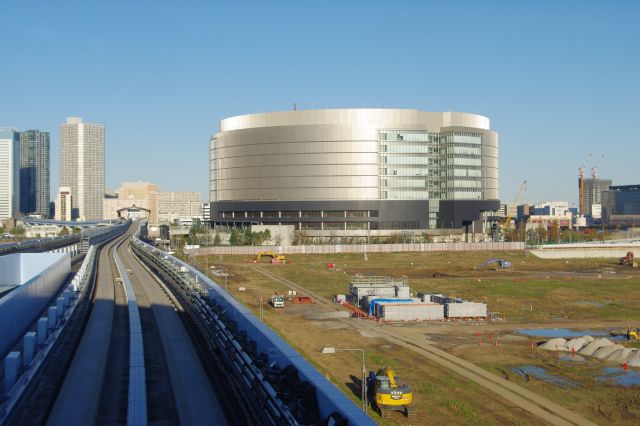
[503, 180, 527, 233]
[578, 153, 592, 215]
[591, 154, 606, 179]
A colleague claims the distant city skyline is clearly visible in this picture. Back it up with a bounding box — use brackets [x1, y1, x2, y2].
[1, 1, 638, 204]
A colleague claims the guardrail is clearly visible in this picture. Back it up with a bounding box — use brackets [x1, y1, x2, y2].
[0, 235, 80, 256]
[0, 246, 97, 422]
[0, 222, 131, 423]
[113, 248, 147, 426]
[0, 220, 131, 257]
[131, 237, 374, 426]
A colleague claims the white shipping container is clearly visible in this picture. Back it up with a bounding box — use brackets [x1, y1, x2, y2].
[445, 302, 486, 318]
[378, 303, 444, 321]
[396, 286, 411, 298]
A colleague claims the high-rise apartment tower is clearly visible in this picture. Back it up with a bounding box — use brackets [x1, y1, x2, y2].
[59, 117, 105, 220]
[20, 130, 50, 217]
[581, 178, 612, 216]
[0, 128, 21, 220]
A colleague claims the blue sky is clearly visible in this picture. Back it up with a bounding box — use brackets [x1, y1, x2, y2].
[1, 0, 638, 206]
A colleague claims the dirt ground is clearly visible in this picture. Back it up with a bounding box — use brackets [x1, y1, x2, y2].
[192, 251, 640, 425]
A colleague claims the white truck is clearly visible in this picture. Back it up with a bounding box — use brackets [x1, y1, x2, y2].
[270, 294, 285, 308]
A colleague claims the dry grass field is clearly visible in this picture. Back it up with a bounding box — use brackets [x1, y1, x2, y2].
[190, 250, 640, 425]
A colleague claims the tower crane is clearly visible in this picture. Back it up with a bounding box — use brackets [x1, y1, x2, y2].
[503, 180, 527, 232]
[578, 153, 592, 215]
[591, 154, 606, 179]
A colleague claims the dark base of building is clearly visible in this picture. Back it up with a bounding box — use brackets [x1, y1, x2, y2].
[209, 199, 500, 231]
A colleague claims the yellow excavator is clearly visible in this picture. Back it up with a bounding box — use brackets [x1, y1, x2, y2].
[255, 251, 286, 263]
[368, 367, 415, 418]
[610, 326, 640, 340]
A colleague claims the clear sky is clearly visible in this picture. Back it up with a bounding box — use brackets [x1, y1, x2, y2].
[1, 0, 638, 206]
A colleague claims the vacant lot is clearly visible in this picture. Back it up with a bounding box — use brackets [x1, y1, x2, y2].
[192, 250, 640, 425]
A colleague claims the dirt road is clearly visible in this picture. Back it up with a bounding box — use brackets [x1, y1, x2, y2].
[254, 266, 598, 426]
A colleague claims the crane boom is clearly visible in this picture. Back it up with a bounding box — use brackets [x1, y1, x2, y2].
[579, 153, 592, 214]
[503, 180, 527, 231]
[591, 154, 606, 179]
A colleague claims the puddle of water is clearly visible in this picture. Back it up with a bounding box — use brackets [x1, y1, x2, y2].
[611, 335, 629, 341]
[559, 354, 586, 362]
[596, 367, 640, 387]
[516, 328, 609, 338]
[512, 366, 576, 387]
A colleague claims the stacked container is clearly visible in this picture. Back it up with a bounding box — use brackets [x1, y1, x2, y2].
[377, 302, 444, 321]
[444, 301, 487, 318]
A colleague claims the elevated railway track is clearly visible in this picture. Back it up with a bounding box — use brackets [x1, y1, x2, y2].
[3, 221, 371, 425]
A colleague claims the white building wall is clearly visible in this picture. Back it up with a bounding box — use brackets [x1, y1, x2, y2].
[157, 191, 201, 223]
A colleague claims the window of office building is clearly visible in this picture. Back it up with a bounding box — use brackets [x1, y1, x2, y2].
[346, 210, 368, 217]
[323, 210, 345, 218]
[378, 130, 441, 200]
[346, 222, 368, 230]
[301, 211, 321, 218]
[281, 211, 300, 218]
[323, 222, 344, 230]
[301, 222, 322, 230]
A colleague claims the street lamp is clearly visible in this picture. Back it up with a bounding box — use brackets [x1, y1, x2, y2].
[321, 346, 367, 413]
[238, 286, 264, 320]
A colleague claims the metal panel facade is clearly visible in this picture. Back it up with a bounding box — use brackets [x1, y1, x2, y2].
[209, 109, 499, 230]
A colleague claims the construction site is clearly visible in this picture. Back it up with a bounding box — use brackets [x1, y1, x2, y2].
[187, 247, 640, 425]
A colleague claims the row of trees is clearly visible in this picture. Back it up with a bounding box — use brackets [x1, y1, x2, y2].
[229, 229, 271, 246]
[504, 221, 613, 244]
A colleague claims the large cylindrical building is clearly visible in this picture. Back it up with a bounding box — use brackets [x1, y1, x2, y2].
[209, 109, 498, 231]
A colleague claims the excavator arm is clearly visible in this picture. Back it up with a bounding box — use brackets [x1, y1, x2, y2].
[382, 367, 398, 388]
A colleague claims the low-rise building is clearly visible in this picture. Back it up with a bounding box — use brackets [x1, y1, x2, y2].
[54, 187, 72, 221]
[520, 201, 573, 229]
[158, 192, 201, 224]
[103, 182, 158, 223]
[602, 184, 640, 226]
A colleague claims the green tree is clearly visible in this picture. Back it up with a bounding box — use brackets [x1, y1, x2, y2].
[10, 226, 25, 237]
[548, 221, 559, 243]
[213, 233, 221, 246]
[229, 229, 241, 245]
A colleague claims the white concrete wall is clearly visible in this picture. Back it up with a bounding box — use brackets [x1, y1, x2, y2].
[0, 252, 71, 357]
[187, 241, 525, 256]
[530, 244, 640, 259]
